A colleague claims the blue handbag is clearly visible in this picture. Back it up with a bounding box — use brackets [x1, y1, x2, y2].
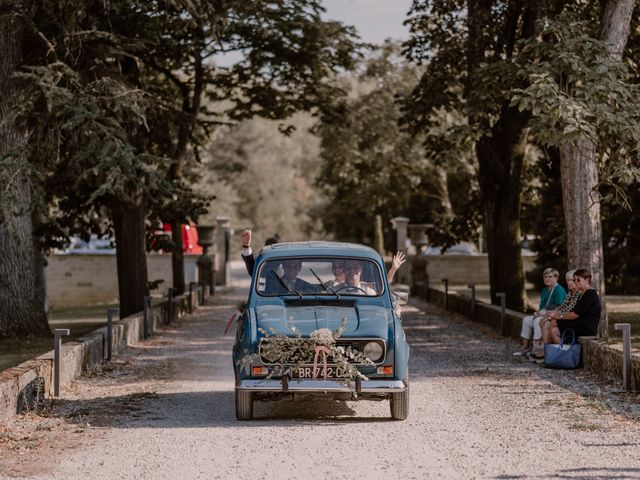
[544, 329, 581, 369]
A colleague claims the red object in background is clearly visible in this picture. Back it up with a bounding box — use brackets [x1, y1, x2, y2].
[162, 223, 203, 254]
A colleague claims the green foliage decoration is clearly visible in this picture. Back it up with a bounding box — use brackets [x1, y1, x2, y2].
[239, 320, 374, 389]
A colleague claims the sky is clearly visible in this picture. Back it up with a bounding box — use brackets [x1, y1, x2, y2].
[322, 0, 413, 44]
[214, 1, 413, 66]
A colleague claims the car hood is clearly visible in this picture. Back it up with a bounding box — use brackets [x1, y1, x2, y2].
[255, 304, 390, 338]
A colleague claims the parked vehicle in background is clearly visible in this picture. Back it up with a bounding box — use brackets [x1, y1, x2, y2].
[150, 223, 203, 254]
[424, 241, 479, 256]
[161, 223, 202, 254]
[232, 241, 410, 421]
[65, 235, 115, 254]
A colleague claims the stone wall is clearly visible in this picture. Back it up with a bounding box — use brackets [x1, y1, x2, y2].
[46, 254, 200, 308]
[0, 289, 201, 419]
[423, 254, 536, 285]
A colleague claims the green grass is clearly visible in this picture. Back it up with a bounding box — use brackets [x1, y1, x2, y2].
[0, 302, 121, 372]
[1, 299, 172, 372]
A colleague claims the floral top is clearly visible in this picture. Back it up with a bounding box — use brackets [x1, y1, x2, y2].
[558, 291, 582, 313]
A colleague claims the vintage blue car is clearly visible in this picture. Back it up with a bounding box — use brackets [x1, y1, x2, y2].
[232, 241, 410, 420]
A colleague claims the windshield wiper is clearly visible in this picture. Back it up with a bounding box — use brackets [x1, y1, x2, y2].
[269, 270, 302, 298]
[309, 268, 339, 297]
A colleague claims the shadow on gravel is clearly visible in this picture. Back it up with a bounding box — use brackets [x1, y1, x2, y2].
[48, 391, 392, 429]
[402, 302, 640, 419]
[494, 466, 640, 479]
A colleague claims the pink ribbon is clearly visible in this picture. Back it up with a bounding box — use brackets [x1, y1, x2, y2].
[312, 345, 331, 379]
[224, 310, 241, 336]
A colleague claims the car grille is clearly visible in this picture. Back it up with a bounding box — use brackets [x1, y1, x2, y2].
[259, 338, 386, 365]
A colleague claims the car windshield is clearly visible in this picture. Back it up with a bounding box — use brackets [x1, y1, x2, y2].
[256, 257, 383, 297]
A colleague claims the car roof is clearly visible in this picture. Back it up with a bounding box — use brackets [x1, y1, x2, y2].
[256, 241, 381, 261]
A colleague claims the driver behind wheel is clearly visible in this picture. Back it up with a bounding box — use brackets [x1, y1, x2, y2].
[265, 259, 316, 294]
[335, 259, 377, 295]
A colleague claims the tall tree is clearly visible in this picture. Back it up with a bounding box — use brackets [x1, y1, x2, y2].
[7, 0, 193, 320]
[559, 0, 635, 338]
[130, 1, 361, 294]
[511, 6, 640, 338]
[0, 7, 49, 337]
[2, 0, 358, 327]
[404, 0, 555, 310]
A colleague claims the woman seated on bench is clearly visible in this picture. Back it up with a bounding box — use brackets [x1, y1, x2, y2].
[526, 269, 582, 363]
[513, 267, 566, 357]
[542, 268, 601, 346]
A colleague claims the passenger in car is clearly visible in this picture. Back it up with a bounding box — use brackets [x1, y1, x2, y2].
[387, 251, 406, 284]
[334, 259, 377, 295]
[324, 259, 345, 288]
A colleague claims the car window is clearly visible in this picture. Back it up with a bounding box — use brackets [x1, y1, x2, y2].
[256, 257, 383, 297]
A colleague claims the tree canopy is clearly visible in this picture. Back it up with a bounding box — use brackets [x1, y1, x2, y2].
[0, 0, 360, 334]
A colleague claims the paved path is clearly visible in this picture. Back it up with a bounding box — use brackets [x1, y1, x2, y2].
[1, 273, 639, 479]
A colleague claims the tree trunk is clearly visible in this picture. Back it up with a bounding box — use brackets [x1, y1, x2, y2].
[559, 0, 635, 339]
[560, 140, 605, 327]
[0, 12, 50, 338]
[476, 107, 528, 312]
[467, 1, 544, 312]
[600, 0, 635, 59]
[435, 167, 454, 218]
[168, 53, 204, 296]
[171, 222, 185, 294]
[111, 192, 148, 318]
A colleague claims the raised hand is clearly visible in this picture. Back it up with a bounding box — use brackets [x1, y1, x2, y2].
[387, 250, 407, 283]
[241, 229, 252, 247]
[392, 251, 406, 269]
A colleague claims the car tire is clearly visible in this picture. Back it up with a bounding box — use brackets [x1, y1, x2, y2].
[390, 379, 409, 421]
[235, 388, 253, 421]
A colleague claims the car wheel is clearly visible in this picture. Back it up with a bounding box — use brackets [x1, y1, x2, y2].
[235, 388, 253, 421]
[390, 379, 409, 421]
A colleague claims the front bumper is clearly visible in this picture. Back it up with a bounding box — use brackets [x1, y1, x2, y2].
[237, 379, 407, 393]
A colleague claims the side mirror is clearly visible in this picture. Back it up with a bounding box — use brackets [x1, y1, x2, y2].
[392, 291, 409, 305]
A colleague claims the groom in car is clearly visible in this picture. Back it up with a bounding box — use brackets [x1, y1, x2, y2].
[265, 258, 316, 294]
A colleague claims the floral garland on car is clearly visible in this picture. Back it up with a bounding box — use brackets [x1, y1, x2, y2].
[238, 318, 374, 387]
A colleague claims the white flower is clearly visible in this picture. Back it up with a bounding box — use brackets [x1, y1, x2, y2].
[309, 328, 335, 346]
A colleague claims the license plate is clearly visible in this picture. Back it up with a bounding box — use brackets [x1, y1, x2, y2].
[293, 365, 344, 379]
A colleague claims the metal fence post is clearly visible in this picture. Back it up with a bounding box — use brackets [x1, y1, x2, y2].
[168, 288, 174, 324]
[425, 275, 430, 303]
[441, 278, 449, 310]
[188, 282, 195, 313]
[467, 284, 476, 320]
[106, 308, 119, 361]
[614, 323, 632, 390]
[496, 293, 506, 336]
[143, 296, 150, 339]
[53, 329, 70, 397]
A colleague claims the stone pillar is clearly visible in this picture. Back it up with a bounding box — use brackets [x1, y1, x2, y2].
[408, 224, 429, 254]
[215, 217, 231, 286]
[390, 217, 410, 253]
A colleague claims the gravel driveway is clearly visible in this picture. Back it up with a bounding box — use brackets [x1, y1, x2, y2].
[2, 287, 639, 480]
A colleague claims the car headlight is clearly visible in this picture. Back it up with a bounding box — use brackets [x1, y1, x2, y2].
[363, 341, 384, 362]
